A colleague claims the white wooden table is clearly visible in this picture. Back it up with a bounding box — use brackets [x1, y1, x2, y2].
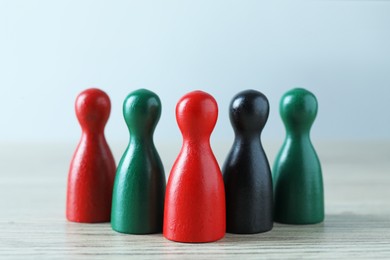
[0, 141, 389, 259]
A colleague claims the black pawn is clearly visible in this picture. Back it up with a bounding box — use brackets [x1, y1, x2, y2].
[222, 90, 273, 234]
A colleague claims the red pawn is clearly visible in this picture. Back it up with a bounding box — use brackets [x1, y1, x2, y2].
[163, 90, 226, 243]
[66, 88, 116, 223]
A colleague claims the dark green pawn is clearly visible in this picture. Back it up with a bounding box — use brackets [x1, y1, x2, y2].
[273, 88, 324, 224]
[111, 89, 166, 234]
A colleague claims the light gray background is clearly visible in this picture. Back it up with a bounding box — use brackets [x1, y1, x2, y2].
[1, 0, 389, 145]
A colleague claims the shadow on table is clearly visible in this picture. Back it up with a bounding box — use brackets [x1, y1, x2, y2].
[221, 212, 390, 244]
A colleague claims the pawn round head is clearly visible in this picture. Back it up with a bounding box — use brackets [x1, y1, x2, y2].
[280, 88, 318, 133]
[123, 89, 162, 136]
[176, 90, 218, 140]
[229, 89, 269, 135]
[75, 88, 111, 132]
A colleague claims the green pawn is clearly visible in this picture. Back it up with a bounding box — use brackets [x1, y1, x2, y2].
[111, 89, 166, 234]
[273, 88, 324, 224]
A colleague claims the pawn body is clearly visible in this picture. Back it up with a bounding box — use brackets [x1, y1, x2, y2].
[273, 88, 324, 224]
[66, 88, 116, 223]
[223, 90, 273, 234]
[164, 91, 225, 243]
[111, 89, 166, 234]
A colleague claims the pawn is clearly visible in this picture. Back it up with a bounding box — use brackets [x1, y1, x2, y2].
[222, 90, 273, 234]
[66, 88, 116, 223]
[273, 88, 324, 224]
[111, 89, 166, 234]
[163, 91, 225, 243]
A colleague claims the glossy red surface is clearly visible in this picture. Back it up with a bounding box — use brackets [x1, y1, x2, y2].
[163, 91, 226, 243]
[66, 88, 116, 223]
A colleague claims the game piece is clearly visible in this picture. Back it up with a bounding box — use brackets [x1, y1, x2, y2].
[111, 89, 166, 234]
[66, 88, 116, 223]
[222, 90, 273, 234]
[163, 90, 226, 243]
[273, 88, 324, 224]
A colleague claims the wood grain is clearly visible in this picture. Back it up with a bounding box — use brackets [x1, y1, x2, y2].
[0, 141, 389, 259]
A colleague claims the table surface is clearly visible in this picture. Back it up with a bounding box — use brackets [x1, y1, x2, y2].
[0, 141, 389, 259]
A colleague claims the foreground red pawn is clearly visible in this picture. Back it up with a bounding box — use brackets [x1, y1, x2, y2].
[66, 88, 116, 223]
[164, 90, 226, 243]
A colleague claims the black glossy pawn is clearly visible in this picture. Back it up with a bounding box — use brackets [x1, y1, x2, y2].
[222, 90, 273, 234]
